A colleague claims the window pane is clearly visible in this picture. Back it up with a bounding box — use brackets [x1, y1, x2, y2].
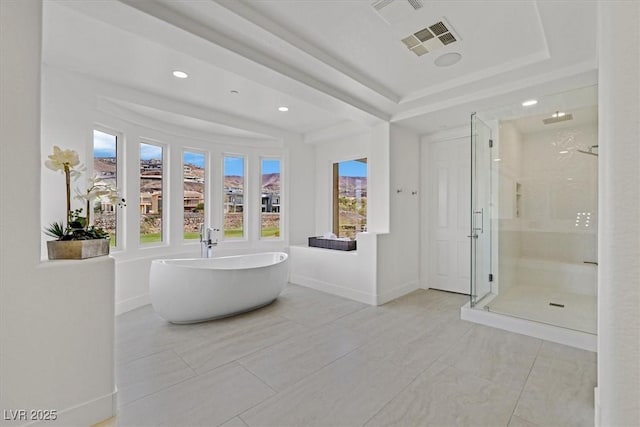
[333, 159, 367, 239]
[184, 151, 205, 240]
[93, 130, 118, 246]
[140, 143, 163, 244]
[223, 156, 244, 239]
[261, 159, 281, 238]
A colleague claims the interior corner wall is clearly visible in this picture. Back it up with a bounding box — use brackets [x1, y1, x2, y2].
[368, 122, 390, 233]
[376, 125, 420, 303]
[286, 136, 316, 245]
[597, 2, 640, 425]
[1, 2, 115, 426]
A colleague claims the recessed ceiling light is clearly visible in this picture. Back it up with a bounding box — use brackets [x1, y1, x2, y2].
[172, 70, 188, 79]
[522, 99, 538, 107]
[559, 150, 569, 154]
[278, 106, 289, 112]
[493, 158, 502, 162]
[434, 52, 462, 67]
[552, 111, 566, 118]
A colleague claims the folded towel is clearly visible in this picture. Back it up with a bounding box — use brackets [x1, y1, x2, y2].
[322, 232, 337, 239]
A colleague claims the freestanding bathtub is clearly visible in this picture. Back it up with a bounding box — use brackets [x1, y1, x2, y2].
[150, 252, 289, 324]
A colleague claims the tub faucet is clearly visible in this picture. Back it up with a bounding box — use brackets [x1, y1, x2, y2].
[199, 224, 219, 258]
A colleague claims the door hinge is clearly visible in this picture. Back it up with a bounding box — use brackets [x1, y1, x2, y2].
[489, 273, 494, 282]
[489, 139, 493, 148]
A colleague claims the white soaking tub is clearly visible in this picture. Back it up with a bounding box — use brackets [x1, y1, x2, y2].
[150, 252, 289, 324]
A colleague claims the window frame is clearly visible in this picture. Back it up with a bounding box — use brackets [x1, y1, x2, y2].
[139, 139, 168, 246]
[332, 157, 368, 239]
[222, 154, 247, 241]
[259, 156, 283, 241]
[182, 148, 208, 243]
[92, 126, 123, 251]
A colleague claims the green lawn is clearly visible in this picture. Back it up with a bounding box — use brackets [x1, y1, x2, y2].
[141, 228, 278, 242]
[140, 233, 162, 244]
[224, 229, 243, 238]
[261, 227, 280, 238]
[184, 232, 200, 240]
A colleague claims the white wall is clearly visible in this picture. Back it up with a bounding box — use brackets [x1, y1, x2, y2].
[41, 66, 316, 314]
[1, 2, 115, 426]
[292, 123, 391, 304]
[497, 120, 599, 296]
[313, 131, 370, 235]
[368, 122, 391, 234]
[376, 125, 421, 303]
[290, 233, 378, 304]
[293, 123, 420, 305]
[519, 124, 598, 263]
[596, 2, 640, 425]
[497, 121, 523, 293]
[312, 123, 390, 235]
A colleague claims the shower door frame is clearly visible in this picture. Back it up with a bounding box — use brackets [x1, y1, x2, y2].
[470, 113, 493, 307]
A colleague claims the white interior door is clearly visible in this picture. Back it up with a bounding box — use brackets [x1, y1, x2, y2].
[427, 137, 471, 294]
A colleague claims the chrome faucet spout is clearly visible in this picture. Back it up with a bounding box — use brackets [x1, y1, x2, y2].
[199, 223, 205, 242]
[200, 226, 219, 258]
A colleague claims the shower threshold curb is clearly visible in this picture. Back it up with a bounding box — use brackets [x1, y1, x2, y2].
[461, 301, 596, 352]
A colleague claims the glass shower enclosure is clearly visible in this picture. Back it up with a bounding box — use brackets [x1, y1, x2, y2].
[469, 86, 598, 335]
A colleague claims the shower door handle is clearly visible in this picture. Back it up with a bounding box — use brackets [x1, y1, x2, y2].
[473, 209, 484, 233]
[467, 234, 478, 239]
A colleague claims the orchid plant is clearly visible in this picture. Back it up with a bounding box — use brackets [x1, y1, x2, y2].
[44, 146, 125, 240]
[75, 173, 125, 231]
[44, 145, 83, 226]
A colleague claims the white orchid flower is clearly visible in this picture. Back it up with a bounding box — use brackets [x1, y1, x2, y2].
[75, 174, 113, 201]
[45, 145, 80, 172]
[107, 188, 126, 206]
[74, 186, 110, 202]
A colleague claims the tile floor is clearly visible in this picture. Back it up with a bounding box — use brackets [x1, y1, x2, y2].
[103, 285, 596, 427]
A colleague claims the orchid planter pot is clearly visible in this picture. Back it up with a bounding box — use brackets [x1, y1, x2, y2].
[47, 239, 110, 260]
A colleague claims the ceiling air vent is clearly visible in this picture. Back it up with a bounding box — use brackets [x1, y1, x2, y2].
[438, 32, 457, 45]
[407, 0, 424, 10]
[372, 0, 395, 11]
[402, 17, 460, 57]
[429, 21, 449, 36]
[414, 28, 435, 42]
[411, 44, 429, 56]
[371, 0, 423, 24]
[401, 35, 421, 49]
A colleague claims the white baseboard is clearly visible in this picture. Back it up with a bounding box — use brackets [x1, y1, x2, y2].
[461, 302, 597, 351]
[376, 280, 420, 305]
[116, 294, 150, 315]
[24, 391, 116, 427]
[290, 274, 376, 305]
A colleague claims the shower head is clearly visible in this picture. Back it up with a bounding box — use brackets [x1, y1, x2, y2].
[576, 145, 599, 157]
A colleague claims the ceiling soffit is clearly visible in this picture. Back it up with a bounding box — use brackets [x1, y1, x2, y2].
[211, 0, 553, 105]
[53, 0, 597, 136]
